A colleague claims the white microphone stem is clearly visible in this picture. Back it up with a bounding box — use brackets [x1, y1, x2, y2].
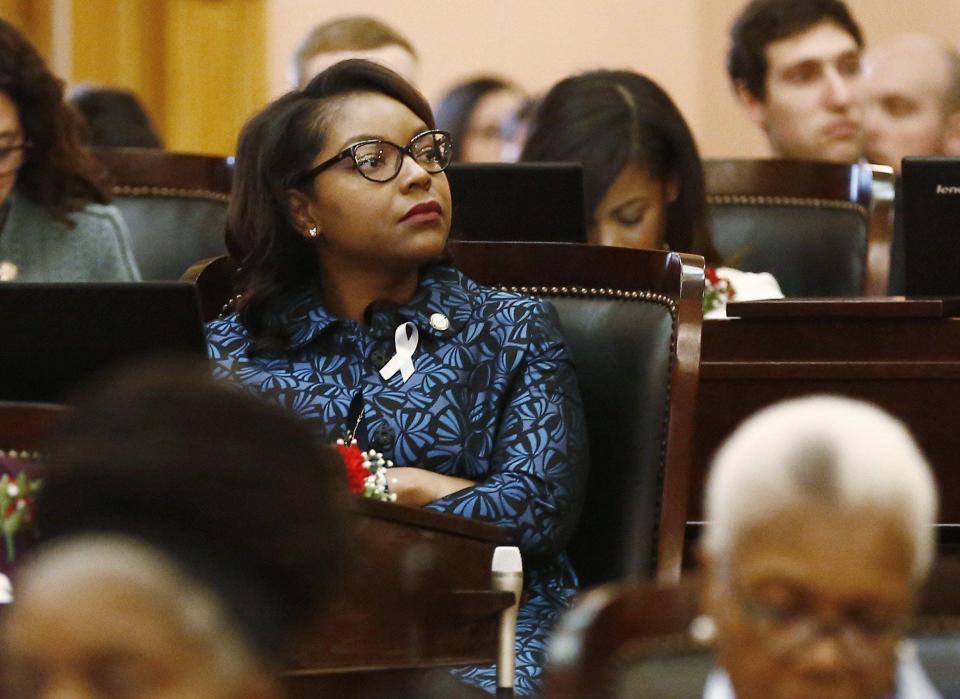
[492, 546, 523, 697]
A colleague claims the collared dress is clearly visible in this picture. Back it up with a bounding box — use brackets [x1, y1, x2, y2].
[206, 262, 589, 696]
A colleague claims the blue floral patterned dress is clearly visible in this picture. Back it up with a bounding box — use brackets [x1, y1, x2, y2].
[206, 262, 588, 696]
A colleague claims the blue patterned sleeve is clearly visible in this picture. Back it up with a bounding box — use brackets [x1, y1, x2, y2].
[425, 299, 588, 561]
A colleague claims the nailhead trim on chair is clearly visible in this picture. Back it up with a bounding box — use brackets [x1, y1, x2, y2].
[220, 293, 245, 318]
[708, 194, 867, 219]
[493, 285, 678, 315]
[113, 185, 229, 204]
[498, 284, 679, 571]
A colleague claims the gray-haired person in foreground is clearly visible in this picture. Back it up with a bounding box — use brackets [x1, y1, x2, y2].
[700, 395, 940, 699]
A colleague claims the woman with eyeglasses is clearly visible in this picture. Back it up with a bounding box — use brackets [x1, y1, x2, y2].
[435, 76, 527, 162]
[207, 59, 588, 696]
[0, 19, 139, 282]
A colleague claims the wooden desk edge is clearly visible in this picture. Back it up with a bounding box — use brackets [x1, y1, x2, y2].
[725, 297, 947, 319]
[351, 498, 510, 544]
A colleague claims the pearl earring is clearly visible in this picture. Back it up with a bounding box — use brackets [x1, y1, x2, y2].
[308, 226, 318, 238]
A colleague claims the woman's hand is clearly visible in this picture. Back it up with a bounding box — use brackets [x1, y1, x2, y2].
[386, 467, 475, 507]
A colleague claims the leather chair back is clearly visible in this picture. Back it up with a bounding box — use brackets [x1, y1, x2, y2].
[449, 242, 704, 586]
[545, 577, 707, 699]
[94, 148, 232, 280]
[704, 159, 895, 297]
[184, 243, 705, 586]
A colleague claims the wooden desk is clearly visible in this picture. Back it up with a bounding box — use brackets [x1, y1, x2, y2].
[286, 498, 513, 697]
[690, 298, 960, 542]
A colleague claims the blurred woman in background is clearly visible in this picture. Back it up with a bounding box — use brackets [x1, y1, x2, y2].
[435, 76, 527, 162]
[521, 70, 781, 312]
[523, 70, 715, 255]
[0, 19, 140, 281]
[69, 84, 163, 149]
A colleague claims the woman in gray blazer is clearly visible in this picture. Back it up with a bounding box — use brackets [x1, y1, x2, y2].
[0, 19, 139, 282]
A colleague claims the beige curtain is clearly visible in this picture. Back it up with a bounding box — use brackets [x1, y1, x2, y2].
[67, 0, 266, 155]
[0, 0, 53, 58]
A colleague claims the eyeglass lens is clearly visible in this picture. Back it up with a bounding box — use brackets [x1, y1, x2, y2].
[739, 596, 903, 663]
[352, 132, 451, 182]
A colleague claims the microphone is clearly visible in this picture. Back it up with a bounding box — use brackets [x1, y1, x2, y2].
[492, 546, 523, 698]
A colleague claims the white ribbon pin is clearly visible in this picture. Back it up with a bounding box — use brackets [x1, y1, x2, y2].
[379, 322, 419, 384]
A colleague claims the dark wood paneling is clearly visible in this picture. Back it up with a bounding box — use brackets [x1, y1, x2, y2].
[690, 301, 960, 536]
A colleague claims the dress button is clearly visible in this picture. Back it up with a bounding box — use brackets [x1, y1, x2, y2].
[429, 312, 450, 331]
[374, 426, 395, 448]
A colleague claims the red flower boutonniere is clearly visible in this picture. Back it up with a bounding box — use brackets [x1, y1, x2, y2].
[335, 439, 397, 502]
[704, 266, 736, 314]
[0, 472, 42, 562]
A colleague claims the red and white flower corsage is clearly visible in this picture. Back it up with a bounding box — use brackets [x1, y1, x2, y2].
[1, 472, 41, 562]
[336, 439, 397, 502]
[703, 266, 736, 314]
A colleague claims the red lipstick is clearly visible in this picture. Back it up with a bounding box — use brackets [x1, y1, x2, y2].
[400, 200, 442, 224]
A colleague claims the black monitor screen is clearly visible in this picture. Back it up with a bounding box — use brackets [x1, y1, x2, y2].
[447, 162, 587, 244]
[0, 282, 206, 402]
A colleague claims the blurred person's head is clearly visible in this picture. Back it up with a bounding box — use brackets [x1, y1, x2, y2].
[291, 15, 417, 89]
[701, 395, 938, 699]
[435, 77, 525, 162]
[0, 360, 350, 699]
[499, 96, 537, 163]
[228, 59, 450, 355]
[0, 18, 108, 219]
[68, 84, 164, 149]
[863, 34, 960, 174]
[728, 0, 864, 162]
[521, 70, 717, 259]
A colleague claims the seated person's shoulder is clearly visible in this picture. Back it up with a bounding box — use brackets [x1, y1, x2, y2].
[206, 312, 251, 347]
[472, 281, 562, 325]
[68, 201, 126, 238]
[65, 202, 141, 280]
[465, 282, 568, 353]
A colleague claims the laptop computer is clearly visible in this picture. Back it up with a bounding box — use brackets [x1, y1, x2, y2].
[0, 282, 206, 402]
[902, 156, 960, 297]
[446, 162, 587, 243]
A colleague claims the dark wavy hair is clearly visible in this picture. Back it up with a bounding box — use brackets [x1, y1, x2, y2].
[227, 59, 436, 354]
[0, 19, 108, 220]
[521, 70, 718, 261]
[728, 0, 863, 100]
[37, 358, 350, 662]
[435, 76, 515, 162]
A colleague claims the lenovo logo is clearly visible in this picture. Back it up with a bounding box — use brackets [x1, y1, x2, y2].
[936, 184, 960, 194]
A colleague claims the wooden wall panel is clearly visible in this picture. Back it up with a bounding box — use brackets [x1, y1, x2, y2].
[67, 0, 265, 155]
[161, 0, 265, 154]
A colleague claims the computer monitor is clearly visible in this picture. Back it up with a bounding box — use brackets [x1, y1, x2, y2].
[902, 156, 960, 297]
[0, 282, 206, 402]
[446, 162, 587, 243]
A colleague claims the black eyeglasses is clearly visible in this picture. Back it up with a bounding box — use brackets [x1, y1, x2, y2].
[299, 129, 453, 184]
